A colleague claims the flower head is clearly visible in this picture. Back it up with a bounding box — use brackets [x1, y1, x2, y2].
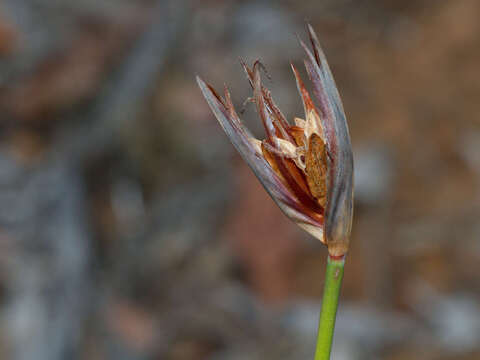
[197, 24, 353, 256]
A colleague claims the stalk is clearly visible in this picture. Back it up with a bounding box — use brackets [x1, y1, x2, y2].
[314, 255, 345, 360]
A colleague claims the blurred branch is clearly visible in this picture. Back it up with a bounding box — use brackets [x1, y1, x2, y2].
[53, 0, 189, 166]
[0, 2, 191, 360]
[0, 159, 92, 360]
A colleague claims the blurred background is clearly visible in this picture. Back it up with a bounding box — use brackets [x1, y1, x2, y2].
[0, 0, 479, 359]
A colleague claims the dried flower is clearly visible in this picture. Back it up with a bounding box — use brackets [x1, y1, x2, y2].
[197, 25, 353, 256]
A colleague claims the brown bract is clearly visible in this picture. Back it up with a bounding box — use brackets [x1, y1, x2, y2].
[197, 24, 353, 256]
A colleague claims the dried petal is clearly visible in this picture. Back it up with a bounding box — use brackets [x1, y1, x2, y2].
[241, 60, 294, 143]
[197, 76, 324, 233]
[251, 64, 318, 207]
[301, 24, 354, 256]
[288, 125, 306, 147]
[291, 63, 319, 121]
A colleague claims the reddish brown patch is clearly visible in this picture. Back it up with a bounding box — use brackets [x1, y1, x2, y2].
[328, 254, 346, 261]
[288, 126, 306, 147]
[291, 63, 319, 116]
[262, 143, 324, 221]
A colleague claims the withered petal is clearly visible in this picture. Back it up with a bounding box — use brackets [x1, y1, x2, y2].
[250, 67, 322, 216]
[252, 64, 277, 141]
[288, 125, 306, 147]
[300, 25, 354, 256]
[241, 60, 294, 143]
[197, 76, 324, 231]
[290, 63, 318, 119]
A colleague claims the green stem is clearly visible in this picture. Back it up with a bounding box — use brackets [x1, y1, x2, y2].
[314, 255, 345, 360]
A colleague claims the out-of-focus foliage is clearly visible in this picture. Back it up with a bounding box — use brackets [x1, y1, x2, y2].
[0, 0, 479, 359]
